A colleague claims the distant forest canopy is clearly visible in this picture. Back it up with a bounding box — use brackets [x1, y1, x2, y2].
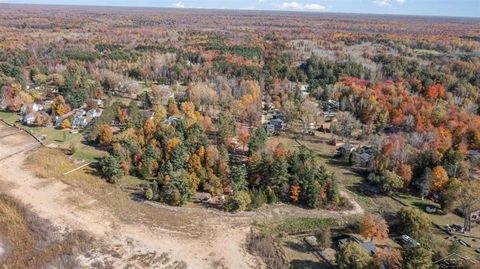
[0, 5, 479, 211]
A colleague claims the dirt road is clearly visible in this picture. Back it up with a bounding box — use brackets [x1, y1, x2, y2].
[0, 121, 363, 268]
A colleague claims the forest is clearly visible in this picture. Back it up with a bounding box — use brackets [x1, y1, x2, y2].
[0, 4, 480, 269]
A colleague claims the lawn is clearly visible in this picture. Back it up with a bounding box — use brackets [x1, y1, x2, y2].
[0, 111, 20, 125]
[0, 110, 105, 163]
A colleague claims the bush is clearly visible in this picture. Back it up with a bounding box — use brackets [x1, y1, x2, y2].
[316, 228, 332, 249]
[145, 188, 154, 200]
[223, 191, 252, 212]
[249, 189, 267, 209]
[265, 187, 277, 204]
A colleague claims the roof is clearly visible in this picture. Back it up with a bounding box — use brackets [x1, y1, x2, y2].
[338, 236, 377, 255]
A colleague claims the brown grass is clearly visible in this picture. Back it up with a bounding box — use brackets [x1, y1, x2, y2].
[0, 194, 95, 269]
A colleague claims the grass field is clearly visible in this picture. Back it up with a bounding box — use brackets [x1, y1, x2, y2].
[0, 111, 105, 163]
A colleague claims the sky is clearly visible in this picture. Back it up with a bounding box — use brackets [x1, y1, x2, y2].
[3, 0, 480, 18]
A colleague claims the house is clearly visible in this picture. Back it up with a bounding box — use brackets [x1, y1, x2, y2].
[74, 109, 87, 118]
[165, 116, 180, 125]
[326, 99, 339, 111]
[21, 112, 36, 125]
[26, 84, 41, 91]
[399, 235, 420, 248]
[338, 235, 377, 255]
[43, 99, 53, 109]
[71, 116, 89, 129]
[141, 109, 155, 120]
[91, 99, 104, 108]
[55, 115, 70, 128]
[86, 108, 102, 118]
[20, 103, 43, 116]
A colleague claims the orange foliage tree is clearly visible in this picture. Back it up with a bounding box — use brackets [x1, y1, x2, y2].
[98, 124, 113, 146]
[290, 183, 300, 203]
[431, 166, 449, 191]
[360, 214, 389, 242]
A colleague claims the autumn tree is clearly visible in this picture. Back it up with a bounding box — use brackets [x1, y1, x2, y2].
[290, 183, 300, 203]
[237, 128, 250, 152]
[431, 166, 449, 191]
[396, 164, 413, 188]
[143, 118, 155, 139]
[60, 119, 71, 129]
[360, 214, 389, 242]
[51, 95, 69, 116]
[332, 111, 361, 141]
[98, 124, 113, 146]
[373, 248, 402, 269]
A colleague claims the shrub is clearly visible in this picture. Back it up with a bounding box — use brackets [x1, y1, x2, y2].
[316, 228, 332, 249]
[145, 188, 154, 200]
[249, 188, 267, 209]
[223, 191, 251, 212]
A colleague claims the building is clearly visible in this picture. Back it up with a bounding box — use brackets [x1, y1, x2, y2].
[21, 112, 36, 125]
[338, 235, 377, 255]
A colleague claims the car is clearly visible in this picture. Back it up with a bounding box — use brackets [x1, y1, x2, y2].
[425, 206, 437, 213]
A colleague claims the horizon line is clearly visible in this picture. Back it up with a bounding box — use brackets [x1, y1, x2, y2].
[1, 2, 479, 19]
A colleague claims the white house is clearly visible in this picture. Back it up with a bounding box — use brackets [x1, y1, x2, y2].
[22, 112, 36, 125]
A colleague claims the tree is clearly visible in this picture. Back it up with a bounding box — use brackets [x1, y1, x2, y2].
[98, 124, 113, 146]
[360, 214, 389, 242]
[247, 127, 267, 156]
[60, 119, 71, 129]
[217, 113, 235, 144]
[402, 245, 432, 269]
[396, 207, 431, 240]
[290, 183, 300, 203]
[332, 111, 361, 141]
[380, 170, 403, 194]
[100, 155, 123, 183]
[442, 180, 480, 231]
[237, 128, 250, 151]
[431, 166, 449, 191]
[231, 165, 248, 192]
[143, 118, 155, 139]
[396, 164, 413, 188]
[51, 95, 69, 116]
[298, 99, 319, 135]
[223, 191, 251, 212]
[373, 248, 402, 269]
[419, 168, 433, 200]
[336, 242, 372, 269]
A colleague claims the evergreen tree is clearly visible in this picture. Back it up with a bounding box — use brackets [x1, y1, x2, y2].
[231, 165, 248, 192]
[247, 127, 267, 156]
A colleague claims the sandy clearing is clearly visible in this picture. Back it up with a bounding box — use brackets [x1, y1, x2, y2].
[0, 122, 258, 268]
[0, 121, 363, 268]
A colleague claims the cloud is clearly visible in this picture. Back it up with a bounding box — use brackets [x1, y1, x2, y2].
[373, 0, 406, 7]
[173, 1, 185, 8]
[273, 1, 326, 11]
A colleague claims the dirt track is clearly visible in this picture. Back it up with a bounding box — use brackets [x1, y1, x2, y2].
[0, 121, 364, 268]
